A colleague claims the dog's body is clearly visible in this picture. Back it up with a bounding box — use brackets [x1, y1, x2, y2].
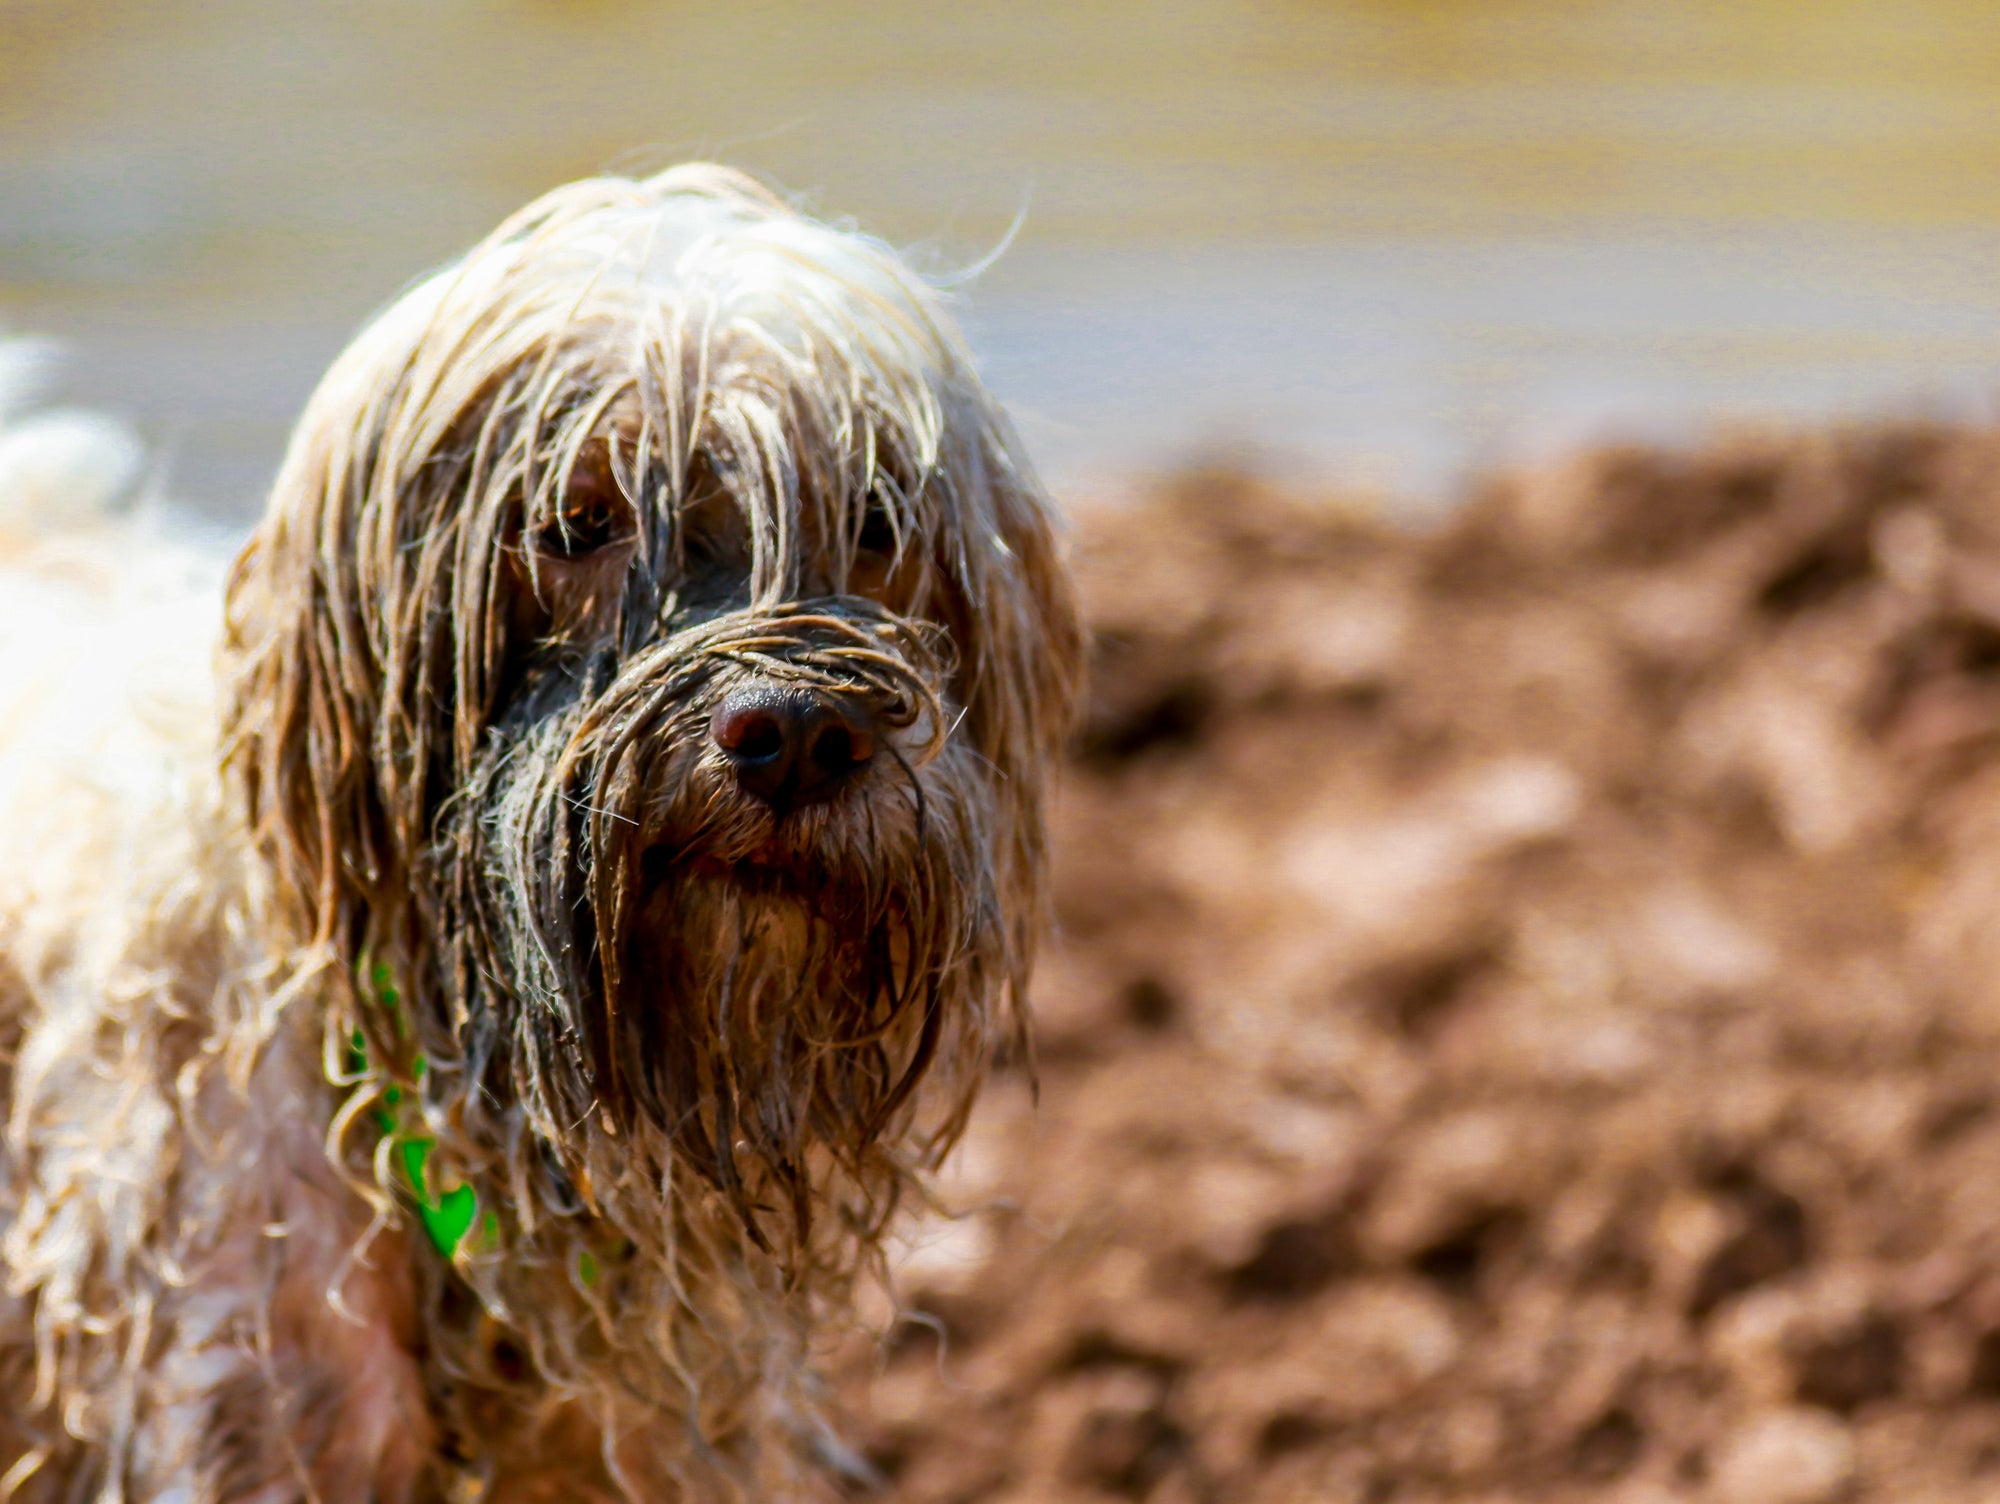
[0, 167, 1082, 1502]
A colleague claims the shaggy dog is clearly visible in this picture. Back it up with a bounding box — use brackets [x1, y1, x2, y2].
[0, 166, 1082, 1502]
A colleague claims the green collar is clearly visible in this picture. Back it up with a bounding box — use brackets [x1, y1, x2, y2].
[350, 965, 486, 1257]
[350, 967, 604, 1287]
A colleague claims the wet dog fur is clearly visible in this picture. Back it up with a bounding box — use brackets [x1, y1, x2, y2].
[0, 165, 1082, 1502]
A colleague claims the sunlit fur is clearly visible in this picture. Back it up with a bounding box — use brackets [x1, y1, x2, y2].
[0, 166, 1082, 1502]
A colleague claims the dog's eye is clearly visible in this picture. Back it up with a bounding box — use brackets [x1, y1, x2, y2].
[846, 491, 911, 606]
[535, 457, 635, 561]
[857, 493, 897, 557]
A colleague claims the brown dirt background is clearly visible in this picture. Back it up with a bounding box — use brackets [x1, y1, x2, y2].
[835, 428, 2000, 1503]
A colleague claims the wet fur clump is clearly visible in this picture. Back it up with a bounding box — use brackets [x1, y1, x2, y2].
[0, 166, 1082, 1501]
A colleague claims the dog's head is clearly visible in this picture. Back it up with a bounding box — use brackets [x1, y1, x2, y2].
[221, 167, 1082, 1273]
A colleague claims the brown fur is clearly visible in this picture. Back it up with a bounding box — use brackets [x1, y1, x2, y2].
[0, 166, 1082, 1501]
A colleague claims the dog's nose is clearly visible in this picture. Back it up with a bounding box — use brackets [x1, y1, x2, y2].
[710, 686, 876, 809]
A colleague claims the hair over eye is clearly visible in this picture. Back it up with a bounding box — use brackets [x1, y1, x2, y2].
[856, 490, 897, 557]
[535, 455, 636, 560]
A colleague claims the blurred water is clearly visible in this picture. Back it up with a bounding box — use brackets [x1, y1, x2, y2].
[5, 0, 2000, 520]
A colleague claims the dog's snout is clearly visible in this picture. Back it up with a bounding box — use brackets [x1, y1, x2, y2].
[711, 686, 876, 809]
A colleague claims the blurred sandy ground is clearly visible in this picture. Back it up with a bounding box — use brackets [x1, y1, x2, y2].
[6, 0, 2000, 520]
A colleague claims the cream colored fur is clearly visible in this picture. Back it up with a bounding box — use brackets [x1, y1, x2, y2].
[0, 366, 432, 1503]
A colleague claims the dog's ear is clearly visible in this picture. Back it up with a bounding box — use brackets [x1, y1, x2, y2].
[219, 331, 507, 971]
[922, 401, 1087, 1006]
[966, 419, 1087, 785]
[221, 397, 397, 959]
[943, 405, 1086, 808]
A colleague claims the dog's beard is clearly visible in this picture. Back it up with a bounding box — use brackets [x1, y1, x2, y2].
[432, 603, 1005, 1269]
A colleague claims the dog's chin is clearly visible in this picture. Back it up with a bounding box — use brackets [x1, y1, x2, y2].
[623, 791, 902, 1000]
[625, 856, 857, 997]
[642, 773, 911, 900]
[671, 850, 838, 898]
[611, 808, 936, 1189]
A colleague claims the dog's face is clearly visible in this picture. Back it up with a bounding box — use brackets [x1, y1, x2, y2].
[221, 168, 1081, 1262]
